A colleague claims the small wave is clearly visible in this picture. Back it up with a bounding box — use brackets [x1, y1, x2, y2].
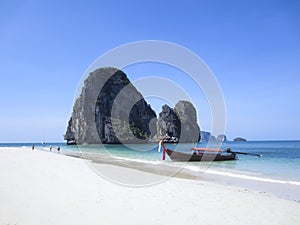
[185, 165, 300, 186]
[288, 181, 300, 185]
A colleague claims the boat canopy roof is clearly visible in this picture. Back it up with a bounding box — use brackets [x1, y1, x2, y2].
[191, 147, 222, 152]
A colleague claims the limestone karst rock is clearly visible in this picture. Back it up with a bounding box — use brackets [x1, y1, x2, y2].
[64, 67, 157, 144]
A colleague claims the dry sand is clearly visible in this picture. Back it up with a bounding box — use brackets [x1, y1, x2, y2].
[0, 147, 299, 225]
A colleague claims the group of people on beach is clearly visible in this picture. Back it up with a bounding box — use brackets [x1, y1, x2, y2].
[32, 144, 60, 153]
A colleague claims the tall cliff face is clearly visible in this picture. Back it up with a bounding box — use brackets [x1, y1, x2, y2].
[157, 100, 200, 143]
[157, 104, 181, 141]
[174, 101, 200, 143]
[64, 67, 157, 144]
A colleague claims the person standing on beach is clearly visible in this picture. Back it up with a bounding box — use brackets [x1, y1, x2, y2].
[57, 146, 60, 153]
[50, 146, 52, 151]
[32, 144, 34, 151]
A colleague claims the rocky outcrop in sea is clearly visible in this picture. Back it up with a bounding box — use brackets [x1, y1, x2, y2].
[157, 104, 181, 142]
[174, 101, 200, 143]
[199, 131, 216, 142]
[217, 134, 227, 142]
[64, 67, 157, 144]
[199, 132, 228, 142]
[233, 137, 247, 142]
[65, 67, 201, 144]
[156, 101, 200, 143]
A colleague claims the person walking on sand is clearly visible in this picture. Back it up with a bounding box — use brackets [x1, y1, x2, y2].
[57, 145, 60, 153]
[32, 144, 35, 151]
[50, 145, 52, 151]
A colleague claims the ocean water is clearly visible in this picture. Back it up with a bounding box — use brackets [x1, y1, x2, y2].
[2, 141, 300, 186]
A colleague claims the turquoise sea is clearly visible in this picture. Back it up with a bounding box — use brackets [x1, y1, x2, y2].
[1, 141, 300, 200]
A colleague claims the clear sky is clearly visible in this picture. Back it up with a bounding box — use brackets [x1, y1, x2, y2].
[0, 0, 299, 142]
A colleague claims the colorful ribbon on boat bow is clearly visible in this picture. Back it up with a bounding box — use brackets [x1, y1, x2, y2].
[158, 140, 167, 160]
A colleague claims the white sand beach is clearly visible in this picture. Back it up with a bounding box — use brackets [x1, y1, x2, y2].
[0, 147, 299, 225]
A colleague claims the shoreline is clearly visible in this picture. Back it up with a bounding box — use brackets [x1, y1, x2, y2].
[8, 145, 300, 201]
[1, 147, 299, 225]
[3, 145, 300, 201]
[64, 150, 300, 202]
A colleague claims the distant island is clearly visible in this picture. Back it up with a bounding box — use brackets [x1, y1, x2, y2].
[200, 131, 227, 142]
[233, 137, 247, 142]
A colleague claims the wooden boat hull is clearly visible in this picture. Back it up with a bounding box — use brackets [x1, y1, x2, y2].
[166, 149, 236, 162]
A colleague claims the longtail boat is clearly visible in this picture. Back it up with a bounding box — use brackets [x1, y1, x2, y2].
[159, 141, 236, 162]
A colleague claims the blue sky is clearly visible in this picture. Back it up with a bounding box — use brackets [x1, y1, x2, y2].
[0, 0, 299, 142]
